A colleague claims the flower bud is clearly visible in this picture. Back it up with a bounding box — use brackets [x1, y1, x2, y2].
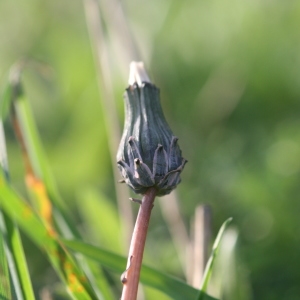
[117, 62, 186, 196]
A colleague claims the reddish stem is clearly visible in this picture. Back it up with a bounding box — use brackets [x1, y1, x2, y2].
[121, 187, 157, 300]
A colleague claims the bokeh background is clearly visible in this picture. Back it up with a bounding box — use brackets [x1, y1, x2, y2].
[1, 0, 300, 299]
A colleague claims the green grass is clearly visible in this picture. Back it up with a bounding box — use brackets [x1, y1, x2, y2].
[0, 65, 224, 299]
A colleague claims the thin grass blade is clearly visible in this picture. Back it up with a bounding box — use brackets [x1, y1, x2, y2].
[3, 212, 36, 300]
[197, 218, 233, 300]
[0, 171, 99, 299]
[0, 121, 8, 180]
[0, 212, 12, 300]
[0, 118, 35, 300]
[62, 238, 219, 300]
[8, 65, 113, 299]
[0, 82, 13, 121]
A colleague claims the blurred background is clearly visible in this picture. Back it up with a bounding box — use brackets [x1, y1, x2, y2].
[1, 0, 300, 299]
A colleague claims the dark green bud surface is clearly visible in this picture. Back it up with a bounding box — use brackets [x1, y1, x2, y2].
[117, 63, 186, 196]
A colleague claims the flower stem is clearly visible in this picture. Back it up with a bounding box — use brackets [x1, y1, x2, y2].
[121, 187, 157, 300]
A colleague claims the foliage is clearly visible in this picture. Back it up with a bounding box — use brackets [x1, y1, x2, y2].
[1, 0, 300, 299]
[0, 67, 221, 299]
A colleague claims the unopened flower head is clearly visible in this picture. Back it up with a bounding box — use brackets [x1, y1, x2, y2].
[117, 62, 187, 196]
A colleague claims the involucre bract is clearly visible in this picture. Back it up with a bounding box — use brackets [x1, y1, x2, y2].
[117, 63, 186, 196]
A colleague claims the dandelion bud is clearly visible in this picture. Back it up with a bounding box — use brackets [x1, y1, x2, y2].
[117, 62, 186, 196]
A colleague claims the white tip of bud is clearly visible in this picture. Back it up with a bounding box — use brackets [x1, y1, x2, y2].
[128, 61, 151, 87]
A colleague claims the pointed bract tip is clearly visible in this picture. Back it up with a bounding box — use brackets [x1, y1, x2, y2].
[134, 158, 141, 165]
[128, 61, 151, 87]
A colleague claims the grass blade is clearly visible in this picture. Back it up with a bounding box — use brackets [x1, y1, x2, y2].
[0, 212, 13, 300]
[197, 218, 233, 300]
[83, 0, 133, 248]
[0, 118, 35, 299]
[62, 238, 219, 300]
[4, 213, 35, 300]
[0, 81, 13, 121]
[0, 171, 99, 299]
[7, 65, 114, 299]
[0, 122, 8, 180]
